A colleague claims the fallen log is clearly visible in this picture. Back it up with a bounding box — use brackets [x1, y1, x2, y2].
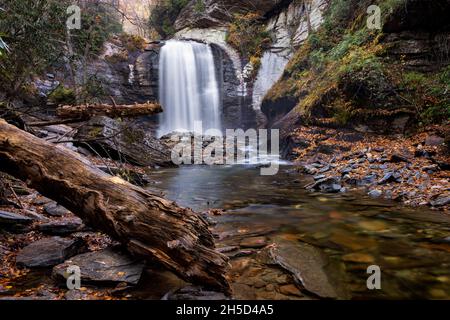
[27, 118, 85, 127]
[56, 102, 163, 120]
[0, 119, 230, 293]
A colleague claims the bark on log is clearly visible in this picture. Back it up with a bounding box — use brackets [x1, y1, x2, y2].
[0, 120, 230, 293]
[56, 102, 163, 120]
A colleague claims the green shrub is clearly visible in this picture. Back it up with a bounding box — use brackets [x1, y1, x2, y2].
[194, 0, 206, 13]
[402, 71, 427, 89]
[119, 33, 147, 52]
[421, 103, 450, 124]
[70, 3, 122, 57]
[48, 86, 76, 106]
[105, 51, 129, 64]
[439, 65, 450, 85]
[226, 12, 272, 62]
[79, 75, 107, 104]
[329, 29, 370, 60]
[309, 49, 328, 72]
[338, 47, 383, 76]
[334, 106, 353, 126]
[148, 0, 190, 38]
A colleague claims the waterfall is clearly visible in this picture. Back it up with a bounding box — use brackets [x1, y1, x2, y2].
[252, 51, 289, 110]
[158, 40, 221, 137]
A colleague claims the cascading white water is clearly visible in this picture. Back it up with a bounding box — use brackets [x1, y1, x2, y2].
[158, 40, 221, 137]
[252, 51, 289, 110]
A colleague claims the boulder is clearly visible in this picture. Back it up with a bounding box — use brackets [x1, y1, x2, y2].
[425, 135, 445, 147]
[378, 172, 401, 185]
[390, 153, 411, 163]
[16, 237, 87, 268]
[0, 210, 34, 228]
[269, 239, 338, 299]
[240, 237, 268, 249]
[368, 190, 383, 198]
[38, 218, 84, 236]
[307, 177, 342, 193]
[53, 248, 145, 286]
[75, 116, 173, 168]
[43, 202, 71, 217]
[430, 195, 450, 208]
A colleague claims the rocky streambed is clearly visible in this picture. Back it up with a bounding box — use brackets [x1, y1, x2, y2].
[0, 118, 449, 300]
[1, 162, 450, 300]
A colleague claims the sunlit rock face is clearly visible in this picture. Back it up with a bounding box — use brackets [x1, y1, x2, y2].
[119, 0, 155, 37]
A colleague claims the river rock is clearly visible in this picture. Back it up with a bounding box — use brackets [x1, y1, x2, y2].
[32, 196, 53, 206]
[164, 286, 228, 301]
[38, 218, 84, 236]
[44, 202, 70, 217]
[368, 189, 383, 198]
[21, 209, 48, 222]
[430, 195, 450, 207]
[378, 172, 400, 185]
[52, 248, 145, 286]
[425, 135, 445, 146]
[303, 164, 318, 175]
[279, 284, 303, 297]
[16, 237, 87, 268]
[269, 239, 338, 299]
[240, 237, 268, 249]
[340, 167, 353, 175]
[307, 177, 342, 193]
[313, 174, 327, 181]
[390, 153, 410, 163]
[0, 210, 34, 228]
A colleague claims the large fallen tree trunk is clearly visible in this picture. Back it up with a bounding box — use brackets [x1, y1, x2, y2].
[56, 102, 163, 120]
[0, 119, 230, 293]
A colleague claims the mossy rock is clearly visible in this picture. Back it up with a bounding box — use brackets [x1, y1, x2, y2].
[48, 86, 76, 106]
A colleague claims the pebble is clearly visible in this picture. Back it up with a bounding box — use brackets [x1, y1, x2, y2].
[368, 190, 382, 198]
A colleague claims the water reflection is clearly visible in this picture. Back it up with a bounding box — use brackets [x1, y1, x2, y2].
[147, 165, 450, 299]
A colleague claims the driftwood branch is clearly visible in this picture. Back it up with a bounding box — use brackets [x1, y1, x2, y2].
[0, 120, 230, 293]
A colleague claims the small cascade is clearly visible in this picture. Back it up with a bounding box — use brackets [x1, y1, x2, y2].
[252, 51, 289, 110]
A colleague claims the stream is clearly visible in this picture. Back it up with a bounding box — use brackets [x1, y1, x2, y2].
[146, 164, 450, 300]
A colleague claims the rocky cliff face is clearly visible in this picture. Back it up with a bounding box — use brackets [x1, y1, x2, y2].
[253, 0, 328, 118]
[174, 0, 286, 31]
[259, 0, 450, 156]
[171, 0, 330, 129]
[81, 40, 160, 105]
[93, 0, 448, 143]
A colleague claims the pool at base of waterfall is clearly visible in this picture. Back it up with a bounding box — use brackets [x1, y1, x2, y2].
[145, 164, 450, 300]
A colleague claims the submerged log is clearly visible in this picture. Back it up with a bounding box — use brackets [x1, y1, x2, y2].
[0, 120, 230, 293]
[56, 102, 163, 120]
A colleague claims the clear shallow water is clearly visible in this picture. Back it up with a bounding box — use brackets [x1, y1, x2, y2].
[147, 165, 450, 300]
